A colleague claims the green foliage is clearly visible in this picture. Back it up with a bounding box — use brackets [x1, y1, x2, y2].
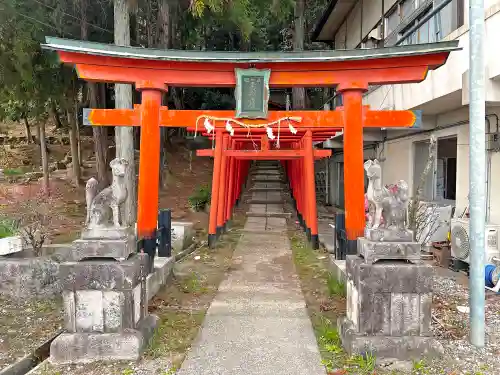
[146, 310, 205, 359]
[316, 316, 345, 373]
[181, 271, 207, 294]
[326, 274, 346, 298]
[186, 0, 295, 43]
[347, 352, 376, 374]
[2, 168, 24, 176]
[0, 218, 18, 239]
[0, 0, 114, 125]
[0, 0, 330, 134]
[413, 359, 430, 374]
[188, 184, 211, 211]
[121, 368, 134, 375]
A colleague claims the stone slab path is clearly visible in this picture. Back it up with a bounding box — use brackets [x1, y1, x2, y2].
[178, 163, 325, 375]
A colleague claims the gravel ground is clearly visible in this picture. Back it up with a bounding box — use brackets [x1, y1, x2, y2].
[29, 358, 175, 375]
[0, 296, 63, 370]
[423, 274, 500, 375]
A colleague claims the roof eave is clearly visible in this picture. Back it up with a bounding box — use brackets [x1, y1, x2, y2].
[311, 0, 340, 42]
[41, 37, 461, 65]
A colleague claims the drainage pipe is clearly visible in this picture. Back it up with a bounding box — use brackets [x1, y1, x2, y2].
[469, 0, 486, 348]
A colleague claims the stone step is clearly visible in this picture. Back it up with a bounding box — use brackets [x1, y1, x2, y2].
[240, 228, 288, 235]
[251, 168, 281, 172]
[251, 184, 285, 189]
[246, 212, 291, 219]
[246, 199, 285, 205]
[251, 168, 282, 172]
[251, 181, 284, 186]
[250, 173, 285, 179]
[251, 176, 283, 180]
[250, 187, 286, 192]
[252, 178, 283, 182]
[251, 177, 284, 182]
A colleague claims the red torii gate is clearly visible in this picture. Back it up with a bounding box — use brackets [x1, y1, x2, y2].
[42, 37, 458, 250]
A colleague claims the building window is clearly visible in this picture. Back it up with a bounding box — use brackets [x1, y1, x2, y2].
[401, 7, 434, 44]
[398, 0, 465, 45]
[384, 0, 464, 46]
[400, 0, 417, 22]
[385, 0, 417, 36]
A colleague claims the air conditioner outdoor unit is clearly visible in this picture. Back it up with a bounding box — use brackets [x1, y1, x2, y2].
[450, 218, 500, 264]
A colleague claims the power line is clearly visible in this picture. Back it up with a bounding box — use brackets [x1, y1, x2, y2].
[31, 0, 113, 35]
[378, 85, 393, 110]
[9, 9, 80, 39]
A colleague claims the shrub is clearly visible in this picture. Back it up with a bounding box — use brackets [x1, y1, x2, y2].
[3, 168, 24, 176]
[188, 184, 211, 211]
[0, 218, 18, 239]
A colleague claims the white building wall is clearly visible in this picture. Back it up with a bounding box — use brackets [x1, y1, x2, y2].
[335, 23, 347, 49]
[346, 1, 363, 48]
[336, 0, 398, 49]
[364, 3, 500, 112]
[326, 0, 500, 225]
[373, 107, 500, 225]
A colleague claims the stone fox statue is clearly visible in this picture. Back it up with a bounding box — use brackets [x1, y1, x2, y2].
[85, 158, 128, 228]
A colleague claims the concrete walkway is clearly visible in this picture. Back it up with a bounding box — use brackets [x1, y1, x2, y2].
[178, 163, 325, 375]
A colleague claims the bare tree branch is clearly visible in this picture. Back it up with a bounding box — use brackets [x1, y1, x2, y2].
[408, 134, 437, 234]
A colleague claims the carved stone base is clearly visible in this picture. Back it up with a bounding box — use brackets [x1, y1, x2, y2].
[340, 255, 439, 361]
[60, 255, 148, 333]
[71, 234, 136, 261]
[364, 227, 413, 242]
[52, 254, 155, 364]
[338, 317, 443, 360]
[50, 314, 158, 364]
[358, 238, 421, 264]
[81, 226, 135, 241]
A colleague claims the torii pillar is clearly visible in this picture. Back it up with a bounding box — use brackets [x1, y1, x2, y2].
[339, 82, 368, 251]
[135, 81, 165, 260]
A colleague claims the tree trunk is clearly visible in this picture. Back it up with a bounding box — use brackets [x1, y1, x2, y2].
[67, 108, 81, 186]
[323, 88, 331, 111]
[39, 121, 50, 196]
[157, 0, 171, 189]
[49, 102, 64, 129]
[76, 105, 82, 166]
[146, 0, 154, 47]
[157, 0, 171, 48]
[170, 1, 180, 49]
[80, 1, 109, 190]
[22, 117, 32, 143]
[114, 0, 137, 226]
[91, 84, 109, 190]
[292, 0, 306, 109]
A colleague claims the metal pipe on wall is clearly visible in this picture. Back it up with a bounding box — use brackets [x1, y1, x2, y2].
[469, 0, 486, 347]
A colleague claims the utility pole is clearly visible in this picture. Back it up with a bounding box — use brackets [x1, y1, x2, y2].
[469, 0, 485, 347]
[114, 0, 137, 226]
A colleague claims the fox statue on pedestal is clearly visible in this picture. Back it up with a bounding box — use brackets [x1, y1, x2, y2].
[85, 158, 128, 229]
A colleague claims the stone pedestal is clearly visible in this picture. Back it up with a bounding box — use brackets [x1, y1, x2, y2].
[359, 228, 420, 264]
[339, 255, 442, 360]
[50, 230, 158, 364]
[71, 227, 136, 261]
[358, 238, 421, 264]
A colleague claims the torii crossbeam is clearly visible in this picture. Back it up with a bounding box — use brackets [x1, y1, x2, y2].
[42, 37, 458, 251]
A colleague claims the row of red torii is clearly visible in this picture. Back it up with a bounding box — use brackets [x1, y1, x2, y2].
[42, 37, 457, 251]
